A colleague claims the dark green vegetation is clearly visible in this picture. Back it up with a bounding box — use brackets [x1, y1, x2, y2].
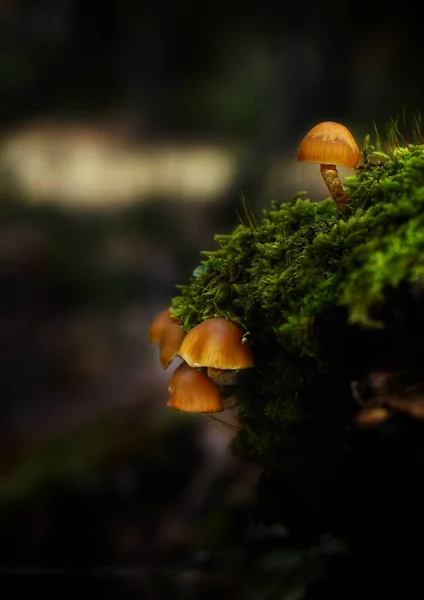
[171, 136, 424, 597]
[172, 138, 424, 463]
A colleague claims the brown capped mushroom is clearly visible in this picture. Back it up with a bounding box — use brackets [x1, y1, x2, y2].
[298, 121, 360, 211]
[167, 362, 224, 413]
[178, 317, 254, 371]
[158, 321, 186, 369]
[148, 308, 185, 368]
[148, 308, 175, 342]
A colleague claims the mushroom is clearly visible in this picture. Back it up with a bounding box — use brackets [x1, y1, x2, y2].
[167, 362, 224, 413]
[148, 308, 174, 342]
[298, 121, 360, 211]
[148, 308, 185, 368]
[178, 317, 253, 368]
[158, 322, 186, 368]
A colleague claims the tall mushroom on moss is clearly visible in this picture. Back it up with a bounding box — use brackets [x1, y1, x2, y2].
[178, 317, 254, 385]
[298, 121, 360, 211]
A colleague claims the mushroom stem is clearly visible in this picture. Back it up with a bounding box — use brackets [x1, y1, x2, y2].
[207, 367, 238, 386]
[320, 163, 349, 211]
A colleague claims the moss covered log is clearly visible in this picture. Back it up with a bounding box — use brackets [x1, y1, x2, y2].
[170, 137, 424, 544]
[172, 143, 423, 434]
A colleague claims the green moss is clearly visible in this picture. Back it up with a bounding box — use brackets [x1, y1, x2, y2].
[170, 141, 424, 468]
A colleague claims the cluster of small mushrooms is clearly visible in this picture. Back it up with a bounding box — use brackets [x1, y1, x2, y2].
[148, 123, 359, 409]
[298, 121, 360, 210]
[148, 310, 254, 413]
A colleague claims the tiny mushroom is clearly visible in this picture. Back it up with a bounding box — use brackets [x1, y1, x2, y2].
[148, 308, 185, 369]
[148, 308, 175, 343]
[178, 317, 254, 385]
[158, 321, 186, 369]
[167, 362, 224, 413]
[298, 121, 360, 211]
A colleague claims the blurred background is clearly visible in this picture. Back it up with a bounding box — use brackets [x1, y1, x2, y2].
[0, 1, 422, 597]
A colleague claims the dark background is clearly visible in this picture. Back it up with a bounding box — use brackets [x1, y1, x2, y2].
[0, 1, 422, 597]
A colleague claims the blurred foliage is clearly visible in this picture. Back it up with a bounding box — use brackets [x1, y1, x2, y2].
[0, 1, 423, 137]
[0, 408, 200, 508]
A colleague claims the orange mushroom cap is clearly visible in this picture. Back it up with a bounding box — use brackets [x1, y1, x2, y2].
[167, 362, 224, 413]
[178, 317, 254, 370]
[148, 308, 185, 368]
[298, 121, 360, 168]
[148, 308, 175, 343]
[159, 321, 186, 368]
